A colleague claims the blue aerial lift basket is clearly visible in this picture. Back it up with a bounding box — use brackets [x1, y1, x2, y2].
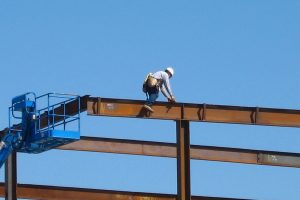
[6, 92, 81, 154]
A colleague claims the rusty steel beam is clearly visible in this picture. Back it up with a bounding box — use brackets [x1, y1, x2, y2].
[59, 136, 300, 168]
[3, 95, 300, 136]
[0, 183, 252, 200]
[59, 136, 176, 157]
[176, 120, 191, 200]
[87, 97, 300, 127]
[5, 152, 17, 200]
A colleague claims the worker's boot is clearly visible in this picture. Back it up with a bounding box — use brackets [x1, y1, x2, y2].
[143, 104, 154, 112]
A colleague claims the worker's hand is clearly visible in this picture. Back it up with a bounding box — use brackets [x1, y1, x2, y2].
[168, 95, 176, 103]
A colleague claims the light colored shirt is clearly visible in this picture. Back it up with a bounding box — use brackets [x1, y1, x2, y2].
[152, 71, 173, 97]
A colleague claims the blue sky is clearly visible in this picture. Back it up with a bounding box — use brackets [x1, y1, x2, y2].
[0, 1, 300, 199]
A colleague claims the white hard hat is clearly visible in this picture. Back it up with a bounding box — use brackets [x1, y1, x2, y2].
[166, 67, 174, 76]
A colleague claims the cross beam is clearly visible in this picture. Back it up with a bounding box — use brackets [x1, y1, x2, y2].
[0, 183, 251, 200]
[59, 136, 300, 168]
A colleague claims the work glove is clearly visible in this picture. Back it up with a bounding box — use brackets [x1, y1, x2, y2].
[168, 95, 176, 103]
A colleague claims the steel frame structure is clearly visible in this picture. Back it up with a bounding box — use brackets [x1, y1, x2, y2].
[1, 96, 300, 200]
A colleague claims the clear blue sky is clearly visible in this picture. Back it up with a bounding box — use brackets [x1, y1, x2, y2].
[0, 1, 300, 199]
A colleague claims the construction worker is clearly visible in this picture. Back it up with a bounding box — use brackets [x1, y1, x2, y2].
[143, 67, 176, 112]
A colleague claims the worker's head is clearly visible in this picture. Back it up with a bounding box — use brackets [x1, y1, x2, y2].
[165, 67, 174, 78]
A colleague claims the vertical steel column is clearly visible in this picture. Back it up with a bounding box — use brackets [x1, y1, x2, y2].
[5, 151, 17, 200]
[176, 120, 191, 200]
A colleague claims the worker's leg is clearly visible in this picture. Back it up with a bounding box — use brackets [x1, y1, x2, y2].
[147, 92, 159, 106]
[144, 87, 159, 112]
[145, 86, 158, 105]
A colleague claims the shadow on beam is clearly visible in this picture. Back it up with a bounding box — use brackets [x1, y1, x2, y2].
[59, 136, 300, 168]
[0, 183, 252, 200]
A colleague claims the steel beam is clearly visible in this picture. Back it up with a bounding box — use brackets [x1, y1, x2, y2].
[5, 151, 17, 200]
[0, 183, 252, 200]
[87, 97, 300, 127]
[59, 136, 300, 168]
[176, 120, 191, 200]
[59, 136, 176, 157]
[3, 95, 300, 136]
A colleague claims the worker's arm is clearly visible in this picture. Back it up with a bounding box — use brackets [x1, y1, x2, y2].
[160, 84, 169, 98]
[162, 73, 174, 97]
[161, 73, 176, 102]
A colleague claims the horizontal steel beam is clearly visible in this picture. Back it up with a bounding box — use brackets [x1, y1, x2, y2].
[87, 97, 300, 127]
[3, 95, 300, 136]
[3, 95, 300, 137]
[59, 136, 300, 168]
[0, 183, 251, 200]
